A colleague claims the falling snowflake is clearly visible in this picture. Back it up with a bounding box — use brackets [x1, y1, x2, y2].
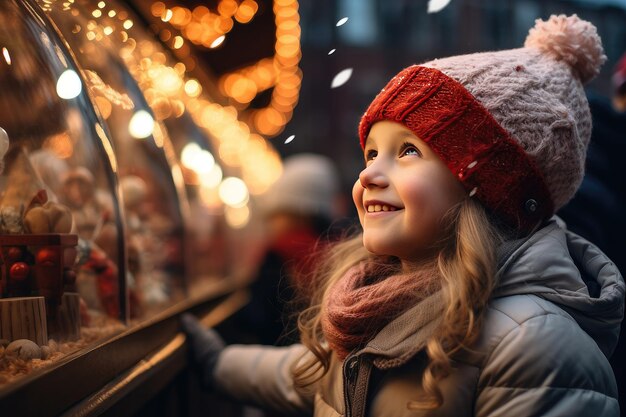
[336, 17, 349, 27]
[331, 68, 353, 89]
[427, 0, 451, 13]
[328, 49, 336, 55]
[284, 135, 295, 144]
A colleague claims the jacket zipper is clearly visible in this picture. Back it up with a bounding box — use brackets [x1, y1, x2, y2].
[343, 355, 373, 417]
[343, 355, 359, 417]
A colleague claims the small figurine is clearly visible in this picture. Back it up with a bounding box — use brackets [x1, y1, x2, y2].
[0, 136, 80, 345]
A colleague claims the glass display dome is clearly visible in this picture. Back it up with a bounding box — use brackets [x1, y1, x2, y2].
[0, 0, 287, 390]
[0, 0, 126, 385]
[37, 0, 284, 287]
[38, 0, 190, 318]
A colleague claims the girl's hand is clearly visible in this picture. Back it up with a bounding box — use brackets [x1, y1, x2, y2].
[180, 313, 226, 389]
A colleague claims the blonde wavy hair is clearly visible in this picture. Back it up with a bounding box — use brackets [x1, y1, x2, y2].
[293, 197, 505, 409]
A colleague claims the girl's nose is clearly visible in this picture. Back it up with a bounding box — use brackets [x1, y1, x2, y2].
[359, 161, 388, 189]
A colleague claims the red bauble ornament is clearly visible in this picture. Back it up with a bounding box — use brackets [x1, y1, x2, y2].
[9, 262, 30, 281]
[36, 247, 59, 266]
[6, 247, 23, 262]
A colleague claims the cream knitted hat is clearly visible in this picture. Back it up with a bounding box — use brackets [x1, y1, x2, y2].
[359, 15, 606, 232]
[259, 153, 340, 219]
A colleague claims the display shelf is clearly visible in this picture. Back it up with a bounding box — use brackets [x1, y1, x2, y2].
[0, 279, 244, 416]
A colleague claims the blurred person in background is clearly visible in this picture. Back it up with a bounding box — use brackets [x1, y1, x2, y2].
[234, 153, 346, 346]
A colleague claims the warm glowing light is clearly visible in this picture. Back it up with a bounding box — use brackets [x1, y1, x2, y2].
[155, 67, 183, 94]
[44, 132, 74, 159]
[108, 10, 116, 17]
[235, 0, 258, 23]
[84, 69, 134, 110]
[173, 7, 192, 26]
[104, 0, 289, 199]
[172, 100, 185, 117]
[151, 123, 165, 148]
[151, 0, 301, 142]
[184, 79, 201, 97]
[151, 97, 171, 119]
[92, 9, 102, 18]
[97, 1, 105, 8]
[94, 96, 113, 119]
[198, 186, 221, 208]
[128, 110, 155, 139]
[160, 30, 172, 42]
[210, 35, 225, 48]
[95, 123, 118, 172]
[192, 6, 210, 19]
[103, 26, 113, 35]
[224, 205, 250, 228]
[218, 0, 238, 17]
[241, 148, 282, 195]
[161, 2, 259, 50]
[218, 17, 234, 33]
[151, 2, 166, 16]
[162, 9, 173, 22]
[56, 69, 82, 99]
[174, 62, 186, 74]
[173, 36, 184, 49]
[181, 143, 200, 165]
[181, 143, 215, 174]
[2, 47, 10, 65]
[123, 19, 133, 29]
[218, 177, 249, 207]
[200, 163, 223, 188]
[230, 77, 256, 103]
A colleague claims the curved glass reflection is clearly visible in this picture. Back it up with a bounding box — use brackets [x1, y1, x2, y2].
[39, 0, 284, 288]
[0, 0, 125, 385]
[0, 0, 289, 388]
[40, 0, 189, 317]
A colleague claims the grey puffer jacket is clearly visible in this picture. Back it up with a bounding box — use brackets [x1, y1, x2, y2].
[213, 219, 625, 416]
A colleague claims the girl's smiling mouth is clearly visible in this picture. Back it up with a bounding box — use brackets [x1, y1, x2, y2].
[364, 200, 403, 213]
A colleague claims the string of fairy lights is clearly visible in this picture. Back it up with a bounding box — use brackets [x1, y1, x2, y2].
[149, 0, 302, 137]
[38, 0, 300, 228]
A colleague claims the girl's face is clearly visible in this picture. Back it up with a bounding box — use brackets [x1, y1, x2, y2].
[352, 121, 466, 263]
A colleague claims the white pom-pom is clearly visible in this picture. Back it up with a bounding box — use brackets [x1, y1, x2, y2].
[524, 14, 606, 84]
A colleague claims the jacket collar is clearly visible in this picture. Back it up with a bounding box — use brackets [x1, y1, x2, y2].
[354, 292, 443, 369]
[351, 218, 625, 365]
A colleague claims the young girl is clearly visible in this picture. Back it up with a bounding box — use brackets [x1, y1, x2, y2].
[182, 14, 624, 416]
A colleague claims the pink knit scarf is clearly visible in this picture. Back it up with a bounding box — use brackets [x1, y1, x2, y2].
[321, 261, 440, 360]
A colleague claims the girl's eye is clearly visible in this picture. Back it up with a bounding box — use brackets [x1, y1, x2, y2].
[400, 142, 422, 157]
[365, 149, 377, 162]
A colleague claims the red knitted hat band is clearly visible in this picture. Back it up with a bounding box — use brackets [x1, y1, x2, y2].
[358, 66, 554, 233]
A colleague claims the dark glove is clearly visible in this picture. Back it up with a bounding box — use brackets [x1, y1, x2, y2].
[180, 313, 226, 389]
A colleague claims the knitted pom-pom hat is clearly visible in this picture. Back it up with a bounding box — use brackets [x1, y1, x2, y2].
[359, 15, 606, 233]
